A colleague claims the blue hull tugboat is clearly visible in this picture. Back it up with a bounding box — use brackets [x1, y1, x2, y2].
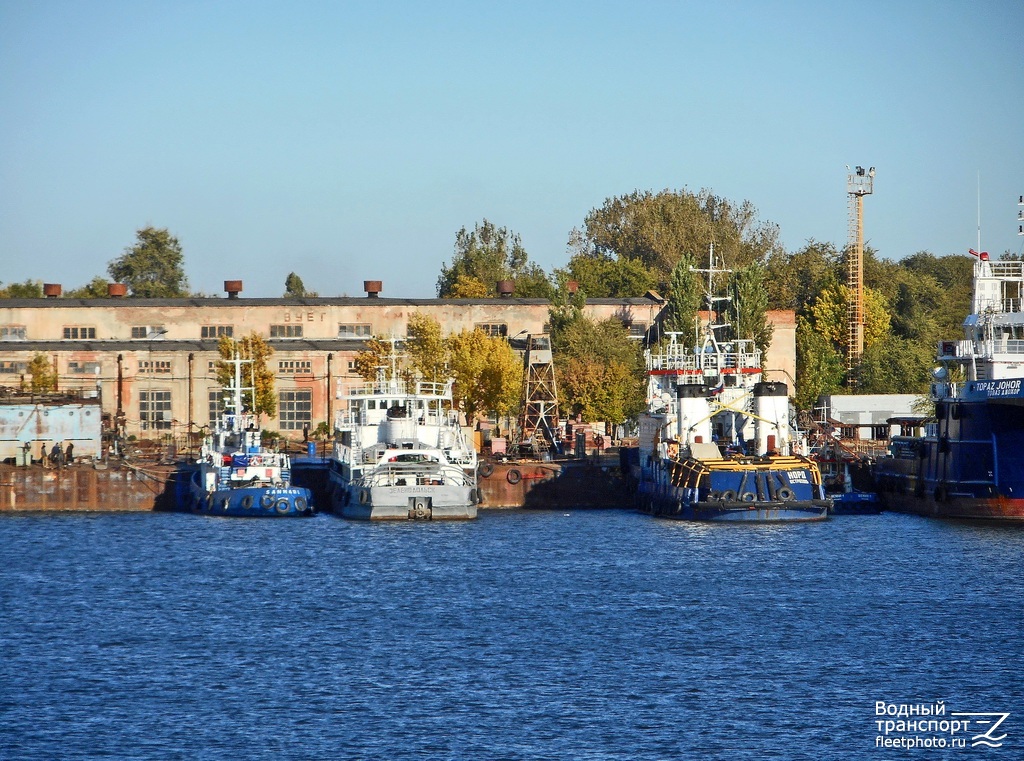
[634, 245, 829, 522]
[178, 354, 312, 517]
[873, 245, 1024, 522]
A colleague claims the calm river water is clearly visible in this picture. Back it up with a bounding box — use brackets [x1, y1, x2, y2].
[1, 508, 1021, 759]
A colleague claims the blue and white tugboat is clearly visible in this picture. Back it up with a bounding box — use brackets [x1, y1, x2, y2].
[179, 355, 312, 517]
[874, 245, 1024, 521]
[635, 246, 829, 522]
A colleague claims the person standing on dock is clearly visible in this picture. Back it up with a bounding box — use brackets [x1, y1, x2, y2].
[65, 442, 74, 464]
[40, 442, 48, 468]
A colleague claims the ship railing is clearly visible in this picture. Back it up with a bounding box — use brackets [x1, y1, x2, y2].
[359, 461, 474, 488]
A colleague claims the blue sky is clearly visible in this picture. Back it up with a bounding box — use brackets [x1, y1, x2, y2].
[2, 1, 1022, 298]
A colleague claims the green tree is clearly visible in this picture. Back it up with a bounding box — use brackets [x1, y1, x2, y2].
[762, 240, 841, 312]
[583, 188, 783, 284]
[446, 328, 523, 419]
[216, 333, 276, 418]
[729, 263, 774, 356]
[556, 228, 657, 298]
[857, 336, 934, 394]
[66, 276, 111, 298]
[794, 317, 844, 410]
[808, 283, 891, 350]
[108, 227, 189, 297]
[437, 220, 553, 298]
[551, 316, 645, 423]
[0, 279, 44, 298]
[27, 353, 57, 392]
[661, 253, 702, 335]
[284, 272, 308, 298]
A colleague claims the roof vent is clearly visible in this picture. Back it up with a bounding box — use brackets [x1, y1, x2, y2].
[497, 280, 515, 297]
[364, 280, 382, 298]
[224, 280, 243, 299]
[108, 283, 127, 298]
[43, 283, 62, 298]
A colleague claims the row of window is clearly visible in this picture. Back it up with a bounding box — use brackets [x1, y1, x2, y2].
[144, 389, 314, 431]
[2, 359, 323, 376]
[1, 323, 516, 341]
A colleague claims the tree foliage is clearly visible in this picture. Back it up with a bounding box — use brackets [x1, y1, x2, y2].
[729, 263, 773, 356]
[446, 328, 523, 419]
[66, 276, 111, 298]
[27, 353, 57, 393]
[284, 272, 311, 298]
[405, 314, 447, 384]
[661, 253, 702, 335]
[437, 220, 552, 298]
[794, 317, 844, 410]
[0, 279, 44, 298]
[582, 188, 783, 284]
[551, 315, 645, 423]
[353, 336, 395, 382]
[108, 227, 189, 298]
[216, 333, 276, 418]
[557, 228, 657, 298]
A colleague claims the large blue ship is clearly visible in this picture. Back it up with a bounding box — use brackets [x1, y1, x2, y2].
[633, 246, 829, 522]
[175, 354, 312, 518]
[874, 246, 1024, 521]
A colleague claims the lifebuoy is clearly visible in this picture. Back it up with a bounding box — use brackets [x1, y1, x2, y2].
[261, 493, 275, 509]
[241, 495, 254, 509]
[777, 487, 795, 501]
[507, 468, 522, 484]
[295, 496, 308, 512]
[478, 461, 494, 478]
[275, 499, 291, 514]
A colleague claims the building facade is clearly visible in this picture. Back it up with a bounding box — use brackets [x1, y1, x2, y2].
[1, 284, 796, 440]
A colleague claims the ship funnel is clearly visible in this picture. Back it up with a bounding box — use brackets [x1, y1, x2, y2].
[753, 382, 789, 455]
[676, 383, 711, 446]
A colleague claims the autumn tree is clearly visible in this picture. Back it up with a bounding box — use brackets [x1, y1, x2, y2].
[446, 328, 523, 419]
[26, 353, 57, 393]
[108, 227, 189, 298]
[66, 276, 111, 298]
[437, 220, 553, 298]
[352, 336, 396, 382]
[405, 314, 447, 383]
[551, 315, 645, 424]
[216, 333, 276, 418]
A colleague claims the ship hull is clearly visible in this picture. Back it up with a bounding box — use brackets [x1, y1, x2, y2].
[874, 391, 1024, 522]
[175, 466, 313, 517]
[328, 466, 478, 521]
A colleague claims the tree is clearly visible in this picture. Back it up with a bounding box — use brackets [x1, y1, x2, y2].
[808, 283, 891, 350]
[405, 314, 447, 383]
[661, 253, 702, 335]
[0, 279, 44, 298]
[582, 188, 783, 284]
[762, 240, 842, 312]
[551, 315, 646, 424]
[216, 333, 276, 418]
[284, 273, 307, 298]
[108, 227, 189, 297]
[66, 276, 111, 298]
[353, 336, 397, 382]
[857, 336, 934, 394]
[27, 353, 57, 393]
[729, 263, 774, 356]
[794, 318, 844, 410]
[446, 328, 523, 419]
[556, 228, 657, 298]
[437, 219, 553, 298]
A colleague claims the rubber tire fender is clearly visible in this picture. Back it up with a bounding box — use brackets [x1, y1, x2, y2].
[506, 468, 522, 485]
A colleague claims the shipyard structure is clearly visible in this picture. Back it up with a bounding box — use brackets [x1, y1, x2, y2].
[0, 280, 796, 450]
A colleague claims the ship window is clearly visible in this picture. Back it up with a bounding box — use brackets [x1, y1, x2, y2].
[271, 325, 303, 338]
[279, 389, 312, 430]
[140, 390, 172, 431]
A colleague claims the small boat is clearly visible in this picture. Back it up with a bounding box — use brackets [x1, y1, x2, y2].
[178, 354, 312, 517]
[633, 245, 829, 522]
[873, 244, 1024, 522]
[326, 358, 479, 520]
